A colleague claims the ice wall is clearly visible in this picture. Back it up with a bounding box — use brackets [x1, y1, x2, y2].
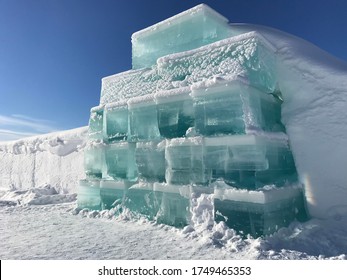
[0, 127, 87, 194]
[229, 24, 347, 220]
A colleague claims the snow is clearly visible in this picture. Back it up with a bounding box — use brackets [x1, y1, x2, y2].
[0, 127, 87, 194]
[0, 193, 346, 259]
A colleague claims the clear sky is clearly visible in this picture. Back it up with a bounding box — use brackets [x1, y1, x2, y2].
[1, 0, 346, 141]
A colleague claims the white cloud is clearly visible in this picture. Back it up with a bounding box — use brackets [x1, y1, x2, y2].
[0, 114, 60, 142]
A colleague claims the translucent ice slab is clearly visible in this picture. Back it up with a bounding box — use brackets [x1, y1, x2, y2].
[124, 183, 159, 220]
[104, 101, 128, 143]
[154, 87, 195, 138]
[135, 140, 166, 182]
[88, 106, 104, 141]
[214, 185, 308, 237]
[132, 4, 231, 69]
[100, 32, 277, 105]
[128, 94, 161, 141]
[154, 183, 190, 227]
[204, 135, 297, 188]
[84, 142, 105, 179]
[77, 179, 101, 210]
[192, 78, 283, 136]
[100, 180, 128, 210]
[165, 137, 208, 185]
[104, 142, 137, 181]
[158, 32, 277, 93]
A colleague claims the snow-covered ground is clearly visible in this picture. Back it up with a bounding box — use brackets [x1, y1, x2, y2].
[1, 19, 347, 259]
[0, 191, 346, 260]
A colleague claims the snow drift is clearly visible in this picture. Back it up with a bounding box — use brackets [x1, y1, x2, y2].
[0, 127, 87, 195]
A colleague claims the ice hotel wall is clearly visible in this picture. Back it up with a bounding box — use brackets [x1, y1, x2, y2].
[79, 4, 310, 236]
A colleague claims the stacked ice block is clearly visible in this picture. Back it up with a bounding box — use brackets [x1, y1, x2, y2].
[78, 4, 308, 236]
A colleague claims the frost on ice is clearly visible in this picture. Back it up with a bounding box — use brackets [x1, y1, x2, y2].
[79, 4, 312, 237]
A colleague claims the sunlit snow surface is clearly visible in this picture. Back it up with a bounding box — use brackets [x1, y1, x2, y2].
[0, 194, 346, 260]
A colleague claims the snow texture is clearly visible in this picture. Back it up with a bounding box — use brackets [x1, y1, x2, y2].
[0, 127, 87, 194]
[0, 194, 346, 259]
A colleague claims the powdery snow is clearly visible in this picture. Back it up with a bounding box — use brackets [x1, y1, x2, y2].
[0, 127, 87, 194]
[0, 192, 346, 260]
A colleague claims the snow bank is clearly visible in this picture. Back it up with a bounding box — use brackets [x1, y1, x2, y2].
[0, 127, 87, 194]
[229, 24, 347, 220]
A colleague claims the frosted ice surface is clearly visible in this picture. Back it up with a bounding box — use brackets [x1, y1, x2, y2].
[132, 4, 231, 69]
[100, 32, 277, 105]
[88, 106, 104, 141]
[157, 32, 277, 93]
[100, 68, 162, 105]
[84, 142, 104, 179]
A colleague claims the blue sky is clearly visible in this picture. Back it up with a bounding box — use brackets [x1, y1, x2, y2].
[1, 0, 346, 141]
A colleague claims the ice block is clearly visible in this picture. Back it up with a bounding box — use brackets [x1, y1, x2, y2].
[204, 135, 297, 188]
[132, 4, 231, 69]
[104, 142, 137, 181]
[104, 101, 129, 143]
[88, 105, 104, 141]
[128, 94, 161, 141]
[100, 180, 128, 210]
[165, 137, 208, 185]
[135, 140, 166, 182]
[214, 185, 308, 236]
[123, 183, 160, 220]
[154, 87, 194, 138]
[84, 141, 105, 179]
[77, 179, 101, 210]
[192, 78, 283, 136]
[154, 183, 191, 227]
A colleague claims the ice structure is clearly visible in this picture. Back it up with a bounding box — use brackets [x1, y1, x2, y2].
[78, 4, 308, 237]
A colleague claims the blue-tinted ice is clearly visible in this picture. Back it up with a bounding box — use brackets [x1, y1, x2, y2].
[78, 4, 308, 237]
[131, 4, 231, 69]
